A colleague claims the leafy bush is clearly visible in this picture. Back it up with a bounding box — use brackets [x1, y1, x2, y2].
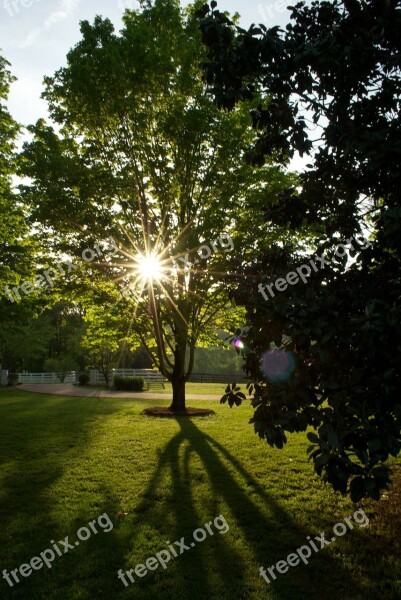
[113, 375, 144, 392]
[78, 373, 90, 386]
[7, 373, 19, 386]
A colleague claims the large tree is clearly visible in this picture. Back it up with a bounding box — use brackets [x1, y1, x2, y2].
[19, 0, 291, 410]
[0, 54, 40, 367]
[198, 0, 401, 499]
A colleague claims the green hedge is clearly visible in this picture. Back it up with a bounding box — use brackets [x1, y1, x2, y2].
[78, 373, 90, 386]
[7, 373, 19, 386]
[113, 375, 144, 392]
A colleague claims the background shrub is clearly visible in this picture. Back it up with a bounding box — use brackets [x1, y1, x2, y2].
[78, 373, 90, 386]
[7, 373, 19, 386]
[113, 375, 144, 392]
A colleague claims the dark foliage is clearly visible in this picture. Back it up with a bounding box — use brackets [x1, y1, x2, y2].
[113, 375, 145, 392]
[198, 0, 401, 500]
[78, 373, 90, 386]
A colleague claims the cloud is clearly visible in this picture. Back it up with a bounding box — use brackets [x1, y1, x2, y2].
[118, 0, 140, 9]
[20, 0, 80, 49]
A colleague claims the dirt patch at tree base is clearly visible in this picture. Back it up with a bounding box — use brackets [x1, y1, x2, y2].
[144, 407, 215, 417]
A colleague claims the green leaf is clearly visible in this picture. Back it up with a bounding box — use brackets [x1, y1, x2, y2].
[307, 432, 319, 444]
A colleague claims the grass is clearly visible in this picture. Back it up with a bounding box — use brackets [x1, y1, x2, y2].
[152, 382, 237, 395]
[0, 388, 400, 600]
[83, 382, 239, 396]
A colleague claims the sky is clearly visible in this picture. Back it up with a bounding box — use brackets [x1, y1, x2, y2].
[0, 0, 296, 125]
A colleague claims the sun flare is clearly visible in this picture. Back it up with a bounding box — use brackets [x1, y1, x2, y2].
[136, 253, 163, 283]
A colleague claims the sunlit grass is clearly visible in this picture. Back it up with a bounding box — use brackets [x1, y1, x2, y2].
[0, 389, 400, 600]
[152, 382, 239, 396]
[84, 382, 245, 396]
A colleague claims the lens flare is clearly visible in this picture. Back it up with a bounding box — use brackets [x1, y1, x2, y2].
[261, 349, 296, 382]
[234, 338, 244, 349]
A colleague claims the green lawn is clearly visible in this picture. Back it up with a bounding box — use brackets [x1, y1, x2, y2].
[0, 388, 400, 600]
[153, 382, 237, 396]
[89, 382, 242, 396]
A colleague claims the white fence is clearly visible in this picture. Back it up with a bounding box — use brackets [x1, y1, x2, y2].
[0, 371, 78, 384]
[18, 372, 77, 384]
[0, 368, 163, 386]
[90, 369, 164, 387]
[0, 365, 78, 385]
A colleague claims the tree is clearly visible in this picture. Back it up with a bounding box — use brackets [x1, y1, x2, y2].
[19, 0, 291, 411]
[44, 356, 78, 383]
[198, 0, 401, 500]
[81, 306, 127, 386]
[192, 345, 244, 375]
[0, 54, 39, 348]
[0, 315, 55, 372]
[46, 301, 86, 370]
[130, 346, 153, 369]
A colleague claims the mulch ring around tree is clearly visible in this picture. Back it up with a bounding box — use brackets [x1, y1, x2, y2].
[144, 407, 215, 417]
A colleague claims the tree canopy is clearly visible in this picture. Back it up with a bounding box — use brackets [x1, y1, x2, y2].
[0, 54, 41, 366]
[198, 0, 401, 500]
[19, 0, 294, 410]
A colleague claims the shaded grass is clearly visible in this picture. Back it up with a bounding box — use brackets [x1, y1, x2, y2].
[153, 382, 235, 395]
[85, 382, 236, 396]
[0, 388, 400, 600]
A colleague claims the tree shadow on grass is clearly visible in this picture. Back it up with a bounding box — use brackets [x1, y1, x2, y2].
[0, 391, 122, 600]
[0, 391, 375, 600]
[117, 416, 366, 600]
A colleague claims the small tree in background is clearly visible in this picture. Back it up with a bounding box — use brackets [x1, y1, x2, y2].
[44, 356, 78, 383]
[81, 308, 123, 386]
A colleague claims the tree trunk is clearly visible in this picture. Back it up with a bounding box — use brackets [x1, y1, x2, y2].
[102, 369, 109, 386]
[170, 305, 188, 412]
[169, 375, 186, 412]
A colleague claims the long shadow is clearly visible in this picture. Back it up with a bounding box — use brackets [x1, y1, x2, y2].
[0, 389, 121, 600]
[117, 415, 366, 600]
[0, 390, 374, 599]
[118, 427, 216, 600]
